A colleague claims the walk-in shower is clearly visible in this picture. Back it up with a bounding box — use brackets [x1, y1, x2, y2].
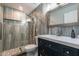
[3, 19, 30, 50]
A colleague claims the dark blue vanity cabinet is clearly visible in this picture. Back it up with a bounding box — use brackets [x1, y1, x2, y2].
[38, 38, 79, 56]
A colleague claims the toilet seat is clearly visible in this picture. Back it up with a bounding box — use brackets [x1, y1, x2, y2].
[25, 44, 37, 52]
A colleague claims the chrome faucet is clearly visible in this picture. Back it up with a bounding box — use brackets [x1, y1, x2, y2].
[57, 27, 62, 36]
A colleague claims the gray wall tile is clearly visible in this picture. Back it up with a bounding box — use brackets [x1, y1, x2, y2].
[49, 25, 79, 37]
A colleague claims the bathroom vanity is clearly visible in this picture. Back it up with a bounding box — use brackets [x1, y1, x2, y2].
[37, 35, 79, 56]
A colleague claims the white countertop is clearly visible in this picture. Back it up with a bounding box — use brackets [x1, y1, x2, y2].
[36, 35, 79, 49]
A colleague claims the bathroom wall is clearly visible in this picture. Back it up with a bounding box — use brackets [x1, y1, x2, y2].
[30, 4, 48, 35]
[28, 4, 48, 44]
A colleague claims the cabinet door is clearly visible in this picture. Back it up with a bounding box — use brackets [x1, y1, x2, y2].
[38, 39, 63, 56]
[49, 8, 64, 25]
[38, 46, 49, 56]
[64, 10, 78, 23]
[63, 45, 78, 56]
[47, 47, 61, 56]
[49, 15, 57, 25]
[45, 41, 63, 56]
[38, 39, 49, 56]
[49, 4, 79, 25]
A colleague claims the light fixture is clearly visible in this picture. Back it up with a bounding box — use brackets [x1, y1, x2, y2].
[26, 19, 31, 22]
[21, 19, 31, 25]
[21, 20, 26, 24]
[19, 6, 23, 11]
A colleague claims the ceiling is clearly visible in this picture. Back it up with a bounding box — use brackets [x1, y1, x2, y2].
[2, 3, 40, 15]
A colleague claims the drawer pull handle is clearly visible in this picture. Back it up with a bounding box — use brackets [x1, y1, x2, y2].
[66, 51, 70, 54]
[49, 45, 52, 47]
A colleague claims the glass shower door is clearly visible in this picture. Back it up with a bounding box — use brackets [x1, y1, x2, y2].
[3, 20, 14, 50]
[3, 19, 29, 51]
[20, 23, 29, 46]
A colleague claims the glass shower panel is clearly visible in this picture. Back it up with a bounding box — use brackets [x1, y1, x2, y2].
[0, 22, 2, 52]
[20, 23, 29, 46]
[13, 23, 21, 48]
[3, 19, 29, 51]
[0, 22, 2, 40]
[9, 23, 18, 49]
[3, 20, 13, 50]
[0, 6, 3, 52]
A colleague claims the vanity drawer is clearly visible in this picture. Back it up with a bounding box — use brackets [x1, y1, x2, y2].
[38, 38, 49, 47]
[63, 46, 78, 56]
[38, 38, 79, 56]
[45, 41, 62, 49]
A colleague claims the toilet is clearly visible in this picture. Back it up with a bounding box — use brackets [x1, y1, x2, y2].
[24, 44, 38, 56]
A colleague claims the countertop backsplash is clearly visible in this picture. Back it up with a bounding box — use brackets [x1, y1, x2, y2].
[49, 25, 79, 37]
